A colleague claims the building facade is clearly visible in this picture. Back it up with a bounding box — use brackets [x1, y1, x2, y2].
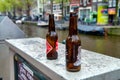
[36, 0, 69, 21]
[118, 0, 120, 17]
[70, 0, 92, 19]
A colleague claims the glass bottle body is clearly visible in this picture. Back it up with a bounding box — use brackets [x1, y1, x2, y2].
[46, 31, 58, 60]
[66, 12, 81, 72]
[66, 35, 81, 72]
[46, 14, 58, 60]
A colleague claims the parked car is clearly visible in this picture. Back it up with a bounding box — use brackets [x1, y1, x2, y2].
[15, 16, 31, 24]
[32, 16, 39, 21]
[15, 16, 22, 20]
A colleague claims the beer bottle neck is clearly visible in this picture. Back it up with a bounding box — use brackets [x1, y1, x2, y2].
[48, 14, 55, 32]
[69, 14, 78, 36]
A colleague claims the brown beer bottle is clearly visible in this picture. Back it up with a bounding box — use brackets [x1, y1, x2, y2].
[46, 14, 58, 60]
[66, 12, 81, 72]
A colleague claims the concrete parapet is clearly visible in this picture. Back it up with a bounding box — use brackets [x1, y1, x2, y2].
[103, 26, 120, 36]
[5, 38, 120, 80]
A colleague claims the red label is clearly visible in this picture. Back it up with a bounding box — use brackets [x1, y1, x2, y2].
[46, 40, 58, 54]
[56, 40, 58, 50]
[46, 40, 53, 54]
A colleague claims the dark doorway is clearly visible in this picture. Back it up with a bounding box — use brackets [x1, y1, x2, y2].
[108, 15, 114, 25]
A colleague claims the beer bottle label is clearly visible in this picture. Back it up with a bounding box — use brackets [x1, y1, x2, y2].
[74, 46, 81, 66]
[56, 40, 58, 50]
[46, 40, 53, 54]
[46, 40, 58, 54]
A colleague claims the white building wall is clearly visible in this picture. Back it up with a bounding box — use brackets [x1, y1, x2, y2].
[98, 0, 103, 1]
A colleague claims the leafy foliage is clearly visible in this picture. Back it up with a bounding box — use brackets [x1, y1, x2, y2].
[0, 0, 35, 17]
[0, 0, 9, 12]
[0, 0, 69, 18]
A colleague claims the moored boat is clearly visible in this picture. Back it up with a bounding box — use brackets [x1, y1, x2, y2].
[78, 25, 105, 36]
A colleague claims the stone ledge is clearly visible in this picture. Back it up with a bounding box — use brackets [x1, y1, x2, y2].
[5, 38, 120, 80]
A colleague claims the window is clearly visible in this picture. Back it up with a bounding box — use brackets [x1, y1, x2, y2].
[80, 9, 90, 18]
[87, 0, 91, 4]
[108, 0, 116, 8]
[93, 0, 97, 2]
[39, 8, 42, 13]
[83, 0, 87, 6]
[53, 5, 56, 10]
[60, 4, 62, 9]
[109, 0, 112, 7]
[113, 1, 116, 7]
[80, 0, 83, 5]
[66, 6, 69, 14]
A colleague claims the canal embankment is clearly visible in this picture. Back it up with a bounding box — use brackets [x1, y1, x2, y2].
[103, 25, 120, 36]
[22, 21, 120, 36]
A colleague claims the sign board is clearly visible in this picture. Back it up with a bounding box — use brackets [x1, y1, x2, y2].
[70, 0, 80, 6]
[108, 8, 116, 15]
[97, 3, 108, 25]
[14, 54, 50, 80]
[18, 62, 34, 80]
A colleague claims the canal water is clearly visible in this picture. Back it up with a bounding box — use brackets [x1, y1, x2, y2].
[18, 24, 120, 58]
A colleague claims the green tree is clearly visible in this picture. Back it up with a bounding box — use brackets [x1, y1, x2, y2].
[23, 0, 33, 19]
[0, 0, 11, 14]
[0, 0, 23, 17]
[0, 0, 35, 19]
[10, 0, 20, 18]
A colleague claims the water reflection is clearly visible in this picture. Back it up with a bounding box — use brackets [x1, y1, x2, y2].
[19, 24, 120, 58]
